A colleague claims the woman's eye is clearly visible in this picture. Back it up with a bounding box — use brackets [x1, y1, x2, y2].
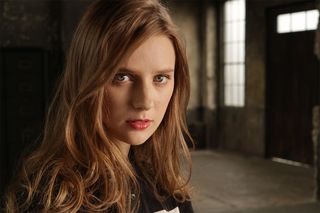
[113, 73, 130, 83]
[154, 75, 169, 84]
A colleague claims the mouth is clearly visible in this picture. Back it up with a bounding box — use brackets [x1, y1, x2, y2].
[126, 119, 152, 130]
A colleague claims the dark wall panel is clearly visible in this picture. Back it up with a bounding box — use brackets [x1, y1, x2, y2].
[0, 48, 47, 198]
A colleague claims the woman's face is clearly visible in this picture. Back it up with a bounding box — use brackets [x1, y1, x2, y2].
[105, 35, 175, 153]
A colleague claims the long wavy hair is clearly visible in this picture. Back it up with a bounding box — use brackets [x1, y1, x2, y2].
[5, 0, 193, 212]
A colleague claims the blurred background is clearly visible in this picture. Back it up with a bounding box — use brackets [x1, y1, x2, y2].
[0, 0, 320, 212]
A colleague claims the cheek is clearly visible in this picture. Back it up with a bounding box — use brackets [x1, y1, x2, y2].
[104, 90, 128, 124]
[107, 89, 129, 109]
[158, 88, 174, 110]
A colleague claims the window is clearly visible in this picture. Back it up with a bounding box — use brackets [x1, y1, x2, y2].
[277, 9, 319, 33]
[223, 0, 246, 107]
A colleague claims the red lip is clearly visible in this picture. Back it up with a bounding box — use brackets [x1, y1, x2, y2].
[126, 119, 152, 130]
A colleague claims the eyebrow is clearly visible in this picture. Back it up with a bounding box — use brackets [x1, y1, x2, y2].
[118, 67, 174, 74]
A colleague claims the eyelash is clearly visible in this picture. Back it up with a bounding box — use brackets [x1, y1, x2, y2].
[112, 73, 171, 85]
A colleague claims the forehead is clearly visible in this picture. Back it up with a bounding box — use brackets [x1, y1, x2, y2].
[120, 35, 176, 73]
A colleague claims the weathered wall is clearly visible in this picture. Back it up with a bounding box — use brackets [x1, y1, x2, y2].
[167, 1, 200, 112]
[60, 0, 91, 52]
[0, 0, 62, 85]
[0, 0, 63, 197]
[204, 1, 219, 149]
[167, 0, 218, 148]
[0, 0, 60, 48]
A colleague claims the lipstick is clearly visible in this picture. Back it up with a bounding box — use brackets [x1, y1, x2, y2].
[126, 119, 151, 130]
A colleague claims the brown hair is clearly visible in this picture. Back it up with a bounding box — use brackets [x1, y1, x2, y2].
[5, 0, 193, 212]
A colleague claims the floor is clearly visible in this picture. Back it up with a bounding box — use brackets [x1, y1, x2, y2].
[191, 150, 320, 213]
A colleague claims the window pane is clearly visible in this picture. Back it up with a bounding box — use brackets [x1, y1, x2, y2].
[225, 85, 231, 105]
[228, 85, 233, 105]
[291, 11, 306, 32]
[232, 22, 237, 42]
[224, 45, 229, 63]
[238, 42, 245, 62]
[238, 65, 245, 85]
[229, 1, 237, 21]
[225, 1, 232, 22]
[231, 65, 238, 86]
[232, 1, 239, 21]
[226, 43, 233, 62]
[225, 22, 231, 42]
[306, 10, 319, 30]
[239, 20, 245, 41]
[224, 0, 245, 107]
[237, 85, 242, 105]
[238, 0, 245, 20]
[224, 43, 230, 63]
[232, 43, 238, 62]
[232, 85, 238, 105]
[229, 1, 235, 21]
[277, 14, 291, 33]
[229, 86, 233, 105]
[224, 65, 231, 85]
[239, 86, 244, 106]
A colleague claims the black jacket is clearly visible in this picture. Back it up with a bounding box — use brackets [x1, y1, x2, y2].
[132, 159, 194, 213]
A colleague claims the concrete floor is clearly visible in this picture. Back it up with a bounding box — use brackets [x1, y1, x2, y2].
[191, 150, 320, 213]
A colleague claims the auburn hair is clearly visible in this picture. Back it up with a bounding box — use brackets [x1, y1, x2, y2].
[5, 0, 193, 212]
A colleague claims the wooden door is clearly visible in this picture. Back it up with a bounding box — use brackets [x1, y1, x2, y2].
[266, 2, 320, 165]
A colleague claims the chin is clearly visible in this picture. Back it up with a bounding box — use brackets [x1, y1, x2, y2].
[129, 138, 150, 146]
[130, 141, 147, 146]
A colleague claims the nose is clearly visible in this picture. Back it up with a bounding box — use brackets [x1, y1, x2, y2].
[131, 81, 154, 111]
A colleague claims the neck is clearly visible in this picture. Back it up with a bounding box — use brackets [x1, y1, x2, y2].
[117, 141, 131, 158]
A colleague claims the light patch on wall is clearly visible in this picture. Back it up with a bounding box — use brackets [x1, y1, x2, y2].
[277, 9, 319, 34]
[206, 5, 217, 110]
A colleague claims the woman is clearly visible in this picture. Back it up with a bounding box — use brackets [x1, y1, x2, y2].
[5, 0, 193, 212]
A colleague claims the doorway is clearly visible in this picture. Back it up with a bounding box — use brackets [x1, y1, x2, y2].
[266, 2, 320, 165]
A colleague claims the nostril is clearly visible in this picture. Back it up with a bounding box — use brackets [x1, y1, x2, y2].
[132, 100, 153, 110]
